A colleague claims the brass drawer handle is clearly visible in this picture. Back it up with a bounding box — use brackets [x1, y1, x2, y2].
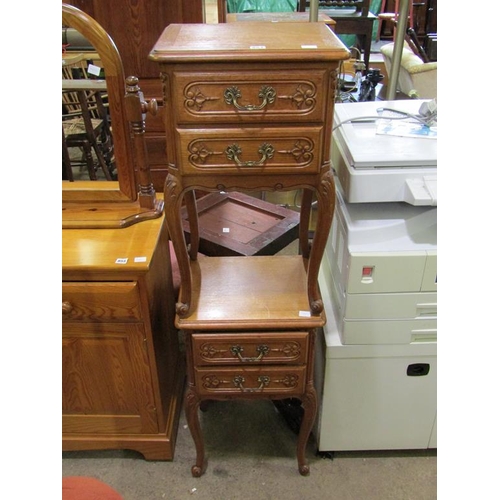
[231, 344, 269, 362]
[62, 301, 73, 314]
[224, 85, 276, 111]
[233, 375, 270, 392]
[225, 143, 274, 167]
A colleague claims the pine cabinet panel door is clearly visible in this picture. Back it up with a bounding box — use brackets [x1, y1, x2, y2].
[62, 322, 158, 435]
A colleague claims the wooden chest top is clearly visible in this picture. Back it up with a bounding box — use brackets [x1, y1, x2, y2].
[149, 22, 350, 63]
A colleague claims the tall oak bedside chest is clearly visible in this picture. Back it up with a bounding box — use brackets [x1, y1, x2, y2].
[149, 22, 349, 476]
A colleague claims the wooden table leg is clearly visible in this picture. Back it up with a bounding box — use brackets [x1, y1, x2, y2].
[296, 384, 318, 476]
[359, 32, 371, 74]
[184, 388, 207, 477]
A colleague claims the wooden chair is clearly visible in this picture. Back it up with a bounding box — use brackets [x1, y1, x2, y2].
[62, 54, 115, 180]
[62, 85, 114, 181]
[62, 53, 106, 120]
[63, 54, 90, 112]
[62, 126, 73, 181]
[377, 4, 429, 63]
[376, 0, 416, 42]
[298, 0, 375, 72]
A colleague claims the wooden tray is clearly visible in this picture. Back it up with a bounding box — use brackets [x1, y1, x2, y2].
[181, 192, 300, 256]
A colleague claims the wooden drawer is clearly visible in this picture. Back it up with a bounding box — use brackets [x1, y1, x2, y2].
[62, 282, 142, 322]
[192, 331, 309, 366]
[194, 366, 306, 396]
[177, 126, 323, 176]
[173, 69, 329, 124]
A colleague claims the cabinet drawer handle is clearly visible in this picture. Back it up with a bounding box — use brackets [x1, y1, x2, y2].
[231, 344, 269, 362]
[62, 301, 73, 314]
[225, 143, 274, 167]
[416, 303, 437, 316]
[224, 85, 276, 111]
[233, 375, 270, 392]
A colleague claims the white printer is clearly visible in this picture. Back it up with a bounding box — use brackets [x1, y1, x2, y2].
[324, 185, 437, 345]
[332, 99, 437, 206]
[315, 100, 437, 452]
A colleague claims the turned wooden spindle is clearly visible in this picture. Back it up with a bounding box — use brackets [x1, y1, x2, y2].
[124, 76, 160, 210]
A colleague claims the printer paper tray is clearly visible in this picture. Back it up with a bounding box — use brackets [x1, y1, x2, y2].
[340, 317, 437, 345]
[343, 291, 437, 320]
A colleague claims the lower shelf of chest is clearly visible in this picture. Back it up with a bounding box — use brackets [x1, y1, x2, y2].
[176, 255, 325, 330]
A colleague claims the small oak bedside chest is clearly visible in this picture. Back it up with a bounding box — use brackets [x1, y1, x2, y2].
[149, 22, 349, 476]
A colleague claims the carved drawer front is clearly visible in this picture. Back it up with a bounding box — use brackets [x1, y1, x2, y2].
[194, 366, 306, 396]
[173, 69, 328, 124]
[177, 126, 323, 176]
[62, 283, 141, 322]
[192, 332, 309, 366]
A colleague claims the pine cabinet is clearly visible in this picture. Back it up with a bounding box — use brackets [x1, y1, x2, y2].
[62, 216, 184, 460]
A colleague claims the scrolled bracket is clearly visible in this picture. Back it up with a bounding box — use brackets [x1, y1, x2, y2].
[176, 301, 190, 317]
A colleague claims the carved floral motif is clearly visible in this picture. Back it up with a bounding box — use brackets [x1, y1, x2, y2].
[188, 143, 217, 164]
[185, 86, 219, 111]
[281, 342, 301, 357]
[282, 84, 316, 109]
[278, 140, 313, 164]
[202, 375, 226, 389]
[200, 344, 226, 359]
[276, 374, 299, 388]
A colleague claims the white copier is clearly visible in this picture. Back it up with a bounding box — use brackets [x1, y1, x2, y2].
[315, 100, 437, 452]
[332, 99, 437, 206]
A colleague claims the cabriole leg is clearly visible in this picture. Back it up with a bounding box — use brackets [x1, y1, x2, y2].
[296, 385, 318, 476]
[184, 388, 207, 477]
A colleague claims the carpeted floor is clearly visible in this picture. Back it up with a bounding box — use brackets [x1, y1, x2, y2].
[62, 397, 437, 500]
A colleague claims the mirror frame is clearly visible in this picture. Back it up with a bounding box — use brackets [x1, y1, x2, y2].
[62, 3, 137, 203]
